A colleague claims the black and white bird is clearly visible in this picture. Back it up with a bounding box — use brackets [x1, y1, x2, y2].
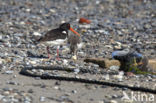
[37, 23, 80, 60]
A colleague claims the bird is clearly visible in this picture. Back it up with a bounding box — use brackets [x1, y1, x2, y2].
[37, 23, 80, 60]
[67, 33, 83, 58]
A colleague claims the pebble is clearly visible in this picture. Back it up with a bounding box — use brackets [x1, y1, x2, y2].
[103, 74, 110, 80]
[0, 94, 4, 100]
[5, 70, 14, 74]
[72, 55, 77, 60]
[63, 59, 68, 65]
[74, 68, 80, 74]
[122, 99, 133, 103]
[40, 96, 46, 102]
[33, 32, 42, 36]
[7, 81, 18, 85]
[98, 101, 104, 103]
[110, 100, 118, 103]
[0, 0, 155, 103]
[109, 66, 119, 71]
[71, 90, 77, 94]
[79, 24, 91, 29]
[54, 86, 59, 90]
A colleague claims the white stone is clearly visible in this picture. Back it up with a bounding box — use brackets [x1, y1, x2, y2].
[50, 9, 56, 13]
[63, 59, 68, 65]
[72, 55, 77, 60]
[103, 74, 110, 80]
[110, 100, 118, 103]
[33, 32, 41, 36]
[79, 24, 91, 28]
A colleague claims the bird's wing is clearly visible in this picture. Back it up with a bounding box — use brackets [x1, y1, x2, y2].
[38, 29, 67, 42]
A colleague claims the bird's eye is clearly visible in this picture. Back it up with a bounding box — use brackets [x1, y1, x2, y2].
[68, 24, 70, 27]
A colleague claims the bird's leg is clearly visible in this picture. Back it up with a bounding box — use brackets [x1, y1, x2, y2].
[47, 46, 51, 59]
[56, 46, 60, 60]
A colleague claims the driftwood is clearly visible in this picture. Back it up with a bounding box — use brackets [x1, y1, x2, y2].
[148, 59, 156, 70]
[84, 58, 120, 68]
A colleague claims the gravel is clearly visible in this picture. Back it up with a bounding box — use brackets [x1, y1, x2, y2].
[0, 0, 156, 103]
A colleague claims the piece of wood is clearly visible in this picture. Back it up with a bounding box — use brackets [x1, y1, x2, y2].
[149, 59, 156, 70]
[84, 58, 120, 68]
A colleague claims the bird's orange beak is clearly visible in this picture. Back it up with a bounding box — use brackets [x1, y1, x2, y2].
[70, 27, 80, 37]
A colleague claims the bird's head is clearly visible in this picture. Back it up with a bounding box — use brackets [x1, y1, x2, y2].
[59, 23, 80, 37]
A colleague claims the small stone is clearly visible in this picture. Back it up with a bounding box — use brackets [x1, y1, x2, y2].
[98, 100, 104, 103]
[71, 90, 77, 94]
[0, 94, 4, 100]
[77, 51, 85, 57]
[95, 30, 109, 35]
[110, 100, 118, 103]
[29, 60, 37, 65]
[79, 24, 91, 28]
[74, 68, 80, 74]
[109, 66, 119, 71]
[72, 55, 77, 60]
[5, 70, 14, 74]
[123, 99, 133, 103]
[28, 89, 33, 93]
[113, 73, 123, 82]
[24, 96, 32, 102]
[56, 60, 62, 65]
[40, 96, 46, 102]
[50, 9, 56, 13]
[7, 81, 18, 85]
[13, 75, 17, 78]
[114, 45, 122, 50]
[93, 64, 99, 68]
[3, 91, 10, 96]
[103, 74, 110, 80]
[26, 9, 31, 12]
[112, 95, 118, 98]
[63, 59, 68, 65]
[33, 32, 41, 36]
[54, 86, 59, 90]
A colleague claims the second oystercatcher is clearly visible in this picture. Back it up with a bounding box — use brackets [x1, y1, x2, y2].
[38, 23, 80, 60]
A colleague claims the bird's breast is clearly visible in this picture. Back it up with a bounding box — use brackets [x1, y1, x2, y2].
[44, 38, 67, 45]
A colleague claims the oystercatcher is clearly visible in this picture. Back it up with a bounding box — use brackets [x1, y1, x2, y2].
[38, 23, 80, 60]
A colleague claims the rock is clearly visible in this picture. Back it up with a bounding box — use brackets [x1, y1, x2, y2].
[98, 100, 104, 103]
[122, 99, 133, 103]
[109, 66, 119, 71]
[5, 70, 14, 74]
[72, 55, 77, 60]
[113, 71, 124, 81]
[33, 32, 41, 36]
[63, 59, 68, 65]
[110, 100, 118, 103]
[77, 51, 85, 57]
[114, 45, 122, 50]
[54, 86, 59, 90]
[0, 94, 4, 100]
[40, 96, 46, 102]
[74, 68, 80, 74]
[71, 90, 77, 94]
[3, 91, 10, 96]
[79, 24, 91, 29]
[102, 74, 110, 80]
